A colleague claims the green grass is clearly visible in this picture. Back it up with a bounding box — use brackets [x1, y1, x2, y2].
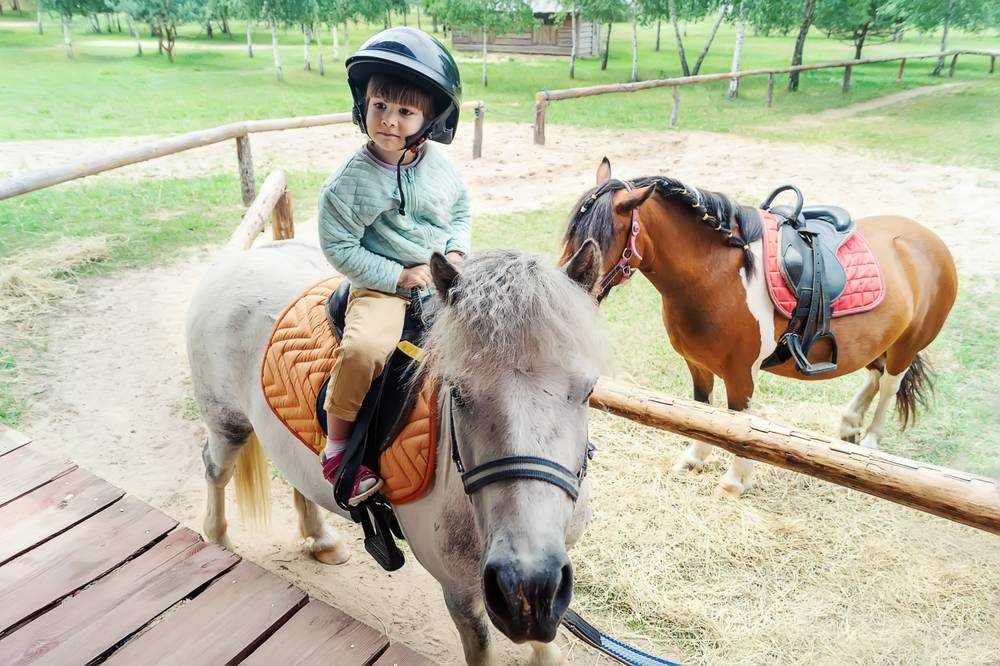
[475, 203, 1000, 477]
[0, 350, 23, 427]
[1, 12, 998, 165]
[0, 171, 325, 266]
[755, 79, 1000, 167]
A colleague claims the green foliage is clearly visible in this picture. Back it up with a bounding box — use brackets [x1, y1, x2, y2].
[813, 0, 903, 58]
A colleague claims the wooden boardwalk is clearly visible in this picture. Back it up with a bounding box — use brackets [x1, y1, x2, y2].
[0, 425, 435, 665]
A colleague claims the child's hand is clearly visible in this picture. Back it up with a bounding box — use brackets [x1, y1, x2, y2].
[445, 251, 465, 264]
[398, 264, 432, 289]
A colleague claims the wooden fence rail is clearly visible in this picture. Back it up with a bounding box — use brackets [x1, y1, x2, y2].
[590, 379, 1000, 536]
[533, 49, 999, 144]
[0, 101, 487, 203]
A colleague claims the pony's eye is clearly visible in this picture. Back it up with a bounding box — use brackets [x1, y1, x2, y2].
[582, 386, 595, 404]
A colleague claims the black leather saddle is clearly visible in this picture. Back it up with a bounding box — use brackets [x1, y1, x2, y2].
[316, 280, 435, 572]
[761, 186, 855, 376]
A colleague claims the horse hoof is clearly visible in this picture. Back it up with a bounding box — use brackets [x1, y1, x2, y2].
[859, 435, 880, 450]
[713, 482, 743, 499]
[312, 541, 350, 565]
[672, 457, 704, 474]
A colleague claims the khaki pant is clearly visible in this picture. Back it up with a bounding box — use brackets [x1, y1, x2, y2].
[324, 288, 408, 421]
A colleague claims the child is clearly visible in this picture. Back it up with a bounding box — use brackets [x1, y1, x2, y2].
[317, 27, 470, 504]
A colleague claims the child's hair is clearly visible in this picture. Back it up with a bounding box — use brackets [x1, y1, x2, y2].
[365, 73, 435, 120]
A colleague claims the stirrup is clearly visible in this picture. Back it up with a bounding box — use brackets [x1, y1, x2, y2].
[787, 332, 837, 376]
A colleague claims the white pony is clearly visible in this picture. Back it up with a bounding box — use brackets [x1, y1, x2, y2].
[186, 240, 608, 665]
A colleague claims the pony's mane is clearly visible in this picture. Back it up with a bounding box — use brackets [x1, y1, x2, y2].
[420, 249, 609, 391]
[564, 176, 764, 276]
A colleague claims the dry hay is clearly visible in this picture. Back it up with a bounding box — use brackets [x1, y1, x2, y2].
[0, 237, 111, 332]
[573, 411, 1000, 665]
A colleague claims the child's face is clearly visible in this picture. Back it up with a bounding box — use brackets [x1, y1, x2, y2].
[366, 95, 426, 154]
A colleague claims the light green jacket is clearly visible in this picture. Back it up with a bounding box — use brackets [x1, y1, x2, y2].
[318, 143, 471, 296]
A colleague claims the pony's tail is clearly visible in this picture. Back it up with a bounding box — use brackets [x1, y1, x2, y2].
[233, 431, 271, 531]
[896, 353, 934, 430]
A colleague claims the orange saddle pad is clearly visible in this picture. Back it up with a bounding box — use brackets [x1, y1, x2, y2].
[260, 277, 438, 505]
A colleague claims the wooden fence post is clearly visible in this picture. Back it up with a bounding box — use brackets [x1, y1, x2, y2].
[766, 73, 774, 107]
[533, 93, 547, 146]
[949, 53, 959, 77]
[669, 86, 680, 128]
[236, 134, 255, 206]
[842, 64, 852, 94]
[991, 55, 996, 74]
[272, 189, 294, 241]
[473, 103, 484, 159]
[897, 58, 906, 84]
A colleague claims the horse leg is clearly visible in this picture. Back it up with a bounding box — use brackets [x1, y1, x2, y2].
[672, 361, 716, 474]
[529, 641, 567, 666]
[715, 372, 756, 498]
[839, 367, 882, 443]
[442, 586, 497, 666]
[292, 488, 349, 565]
[202, 419, 253, 550]
[859, 367, 906, 450]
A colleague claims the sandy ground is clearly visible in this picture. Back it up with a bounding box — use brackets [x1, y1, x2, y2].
[6, 121, 1000, 664]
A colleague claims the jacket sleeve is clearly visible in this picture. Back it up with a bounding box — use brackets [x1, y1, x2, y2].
[445, 182, 472, 256]
[318, 187, 403, 294]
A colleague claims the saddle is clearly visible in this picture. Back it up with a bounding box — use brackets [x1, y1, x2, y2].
[261, 278, 439, 572]
[761, 185, 855, 376]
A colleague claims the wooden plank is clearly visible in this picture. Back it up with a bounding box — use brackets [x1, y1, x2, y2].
[0, 425, 30, 457]
[0, 528, 238, 666]
[0, 495, 177, 634]
[374, 643, 437, 666]
[0, 444, 75, 508]
[105, 560, 306, 665]
[0, 467, 123, 565]
[243, 599, 388, 666]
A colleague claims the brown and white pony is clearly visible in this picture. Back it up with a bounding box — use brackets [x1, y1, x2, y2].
[561, 159, 958, 498]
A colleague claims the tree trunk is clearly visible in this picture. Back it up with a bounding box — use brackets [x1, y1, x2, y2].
[853, 23, 868, 60]
[61, 15, 72, 58]
[727, 0, 745, 100]
[788, 0, 815, 92]
[89, 13, 101, 33]
[669, 0, 689, 76]
[157, 20, 163, 53]
[692, 5, 726, 75]
[601, 22, 611, 70]
[416, 1, 421, 30]
[127, 16, 142, 55]
[481, 28, 488, 87]
[933, 2, 952, 77]
[223, 12, 231, 36]
[433, 15, 437, 32]
[315, 19, 324, 75]
[303, 24, 311, 71]
[207, 21, 214, 38]
[271, 19, 284, 81]
[247, 18, 254, 58]
[105, 12, 112, 33]
[343, 20, 349, 60]
[569, 5, 577, 79]
[36, 0, 42, 35]
[163, 19, 175, 62]
[385, 9, 390, 28]
[332, 23, 339, 59]
[630, 4, 639, 82]
[655, 19, 661, 52]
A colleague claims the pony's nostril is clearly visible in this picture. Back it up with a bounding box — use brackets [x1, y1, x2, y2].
[483, 563, 507, 615]
[554, 562, 573, 613]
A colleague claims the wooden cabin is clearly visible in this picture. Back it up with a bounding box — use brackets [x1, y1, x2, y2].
[451, 1, 601, 57]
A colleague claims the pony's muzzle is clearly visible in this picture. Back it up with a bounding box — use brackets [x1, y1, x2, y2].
[482, 554, 573, 643]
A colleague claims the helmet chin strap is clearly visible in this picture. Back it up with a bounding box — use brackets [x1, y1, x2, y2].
[394, 105, 451, 215]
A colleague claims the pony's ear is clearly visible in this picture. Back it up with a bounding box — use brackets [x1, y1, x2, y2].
[430, 252, 459, 304]
[596, 157, 612, 185]
[613, 185, 656, 215]
[564, 238, 602, 293]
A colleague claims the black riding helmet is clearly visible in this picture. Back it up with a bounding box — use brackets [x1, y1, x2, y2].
[346, 27, 462, 147]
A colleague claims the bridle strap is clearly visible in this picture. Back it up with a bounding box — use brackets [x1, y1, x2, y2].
[448, 389, 592, 502]
[596, 207, 643, 303]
